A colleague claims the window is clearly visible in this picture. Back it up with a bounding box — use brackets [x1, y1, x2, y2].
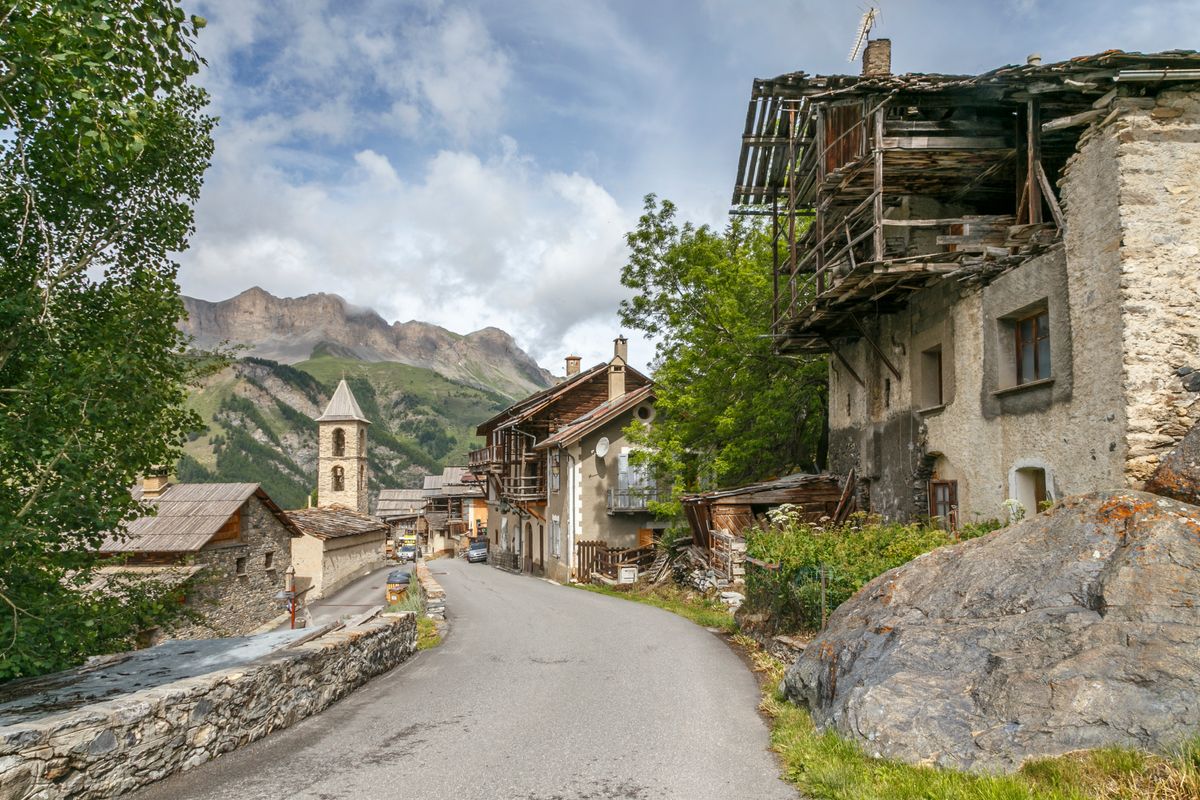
[1015, 310, 1050, 384]
[235, 556, 247, 576]
[920, 346, 944, 408]
[332, 465, 345, 492]
[264, 551, 274, 570]
[551, 515, 561, 558]
[359, 464, 365, 491]
[359, 428, 365, 453]
[332, 428, 346, 457]
[929, 480, 958, 530]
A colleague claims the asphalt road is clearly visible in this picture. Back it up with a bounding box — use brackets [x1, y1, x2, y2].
[134, 558, 796, 800]
[296, 563, 412, 628]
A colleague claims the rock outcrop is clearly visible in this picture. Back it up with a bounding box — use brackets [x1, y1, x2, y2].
[1145, 420, 1200, 505]
[181, 287, 553, 399]
[783, 491, 1200, 772]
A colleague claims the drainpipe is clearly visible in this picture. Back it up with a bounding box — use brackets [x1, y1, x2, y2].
[565, 449, 577, 580]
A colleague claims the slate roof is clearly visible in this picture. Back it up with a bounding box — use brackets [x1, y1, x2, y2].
[439, 466, 484, 497]
[376, 488, 426, 517]
[421, 474, 444, 498]
[85, 564, 206, 592]
[535, 385, 655, 450]
[99, 483, 299, 554]
[286, 504, 389, 540]
[315, 379, 371, 424]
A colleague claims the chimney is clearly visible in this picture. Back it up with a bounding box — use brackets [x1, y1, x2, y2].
[142, 467, 170, 498]
[565, 355, 582, 377]
[608, 336, 628, 401]
[862, 38, 892, 77]
[613, 335, 628, 363]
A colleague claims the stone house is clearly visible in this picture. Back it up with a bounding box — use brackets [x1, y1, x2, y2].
[286, 505, 390, 599]
[98, 475, 301, 638]
[287, 378, 388, 598]
[470, 337, 659, 578]
[731, 45, 1200, 525]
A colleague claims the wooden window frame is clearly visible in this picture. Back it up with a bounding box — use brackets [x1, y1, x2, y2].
[928, 479, 958, 530]
[1014, 309, 1050, 385]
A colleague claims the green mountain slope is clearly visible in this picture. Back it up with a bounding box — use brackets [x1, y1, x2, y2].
[179, 354, 508, 509]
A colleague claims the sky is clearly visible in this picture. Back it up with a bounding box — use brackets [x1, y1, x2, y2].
[181, 0, 1199, 373]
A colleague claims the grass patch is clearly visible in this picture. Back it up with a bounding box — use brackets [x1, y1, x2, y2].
[745, 645, 1200, 800]
[416, 616, 441, 650]
[573, 582, 736, 632]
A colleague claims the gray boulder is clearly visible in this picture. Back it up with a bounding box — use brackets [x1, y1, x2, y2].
[783, 491, 1200, 772]
[1145, 421, 1200, 505]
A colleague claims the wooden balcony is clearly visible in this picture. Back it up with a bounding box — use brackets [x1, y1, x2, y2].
[502, 474, 546, 502]
[468, 445, 501, 473]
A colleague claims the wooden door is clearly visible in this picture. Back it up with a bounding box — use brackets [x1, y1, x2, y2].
[638, 528, 654, 548]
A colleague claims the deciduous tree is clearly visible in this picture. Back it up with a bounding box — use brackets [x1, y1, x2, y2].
[0, 1, 214, 679]
[619, 196, 826, 508]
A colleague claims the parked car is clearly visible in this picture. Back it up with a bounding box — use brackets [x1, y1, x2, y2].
[397, 544, 418, 563]
[467, 539, 488, 563]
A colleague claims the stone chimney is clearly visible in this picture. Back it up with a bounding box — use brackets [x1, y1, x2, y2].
[862, 38, 892, 77]
[142, 468, 170, 498]
[608, 337, 628, 401]
[565, 355, 582, 377]
[613, 336, 628, 363]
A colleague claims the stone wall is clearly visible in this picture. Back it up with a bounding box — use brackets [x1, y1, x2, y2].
[0, 616, 416, 800]
[175, 496, 295, 638]
[291, 530, 387, 600]
[1112, 87, 1200, 483]
[413, 560, 446, 621]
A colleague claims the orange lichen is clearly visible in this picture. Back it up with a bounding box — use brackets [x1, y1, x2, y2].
[1097, 496, 1157, 523]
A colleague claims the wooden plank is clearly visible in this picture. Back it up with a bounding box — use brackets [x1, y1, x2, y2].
[1042, 108, 1104, 132]
[1026, 99, 1042, 225]
[1035, 161, 1066, 231]
[879, 136, 1009, 150]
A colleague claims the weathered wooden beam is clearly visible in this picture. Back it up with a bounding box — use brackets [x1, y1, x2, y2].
[1042, 108, 1105, 132]
[825, 338, 865, 388]
[850, 315, 901, 380]
[1026, 99, 1043, 225]
[1035, 161, 1066, 231]
[880, 136, 1009, 150]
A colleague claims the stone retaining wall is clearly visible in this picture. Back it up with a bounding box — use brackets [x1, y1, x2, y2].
[0, 615, 417, 800]
[413, 560, 446, 621]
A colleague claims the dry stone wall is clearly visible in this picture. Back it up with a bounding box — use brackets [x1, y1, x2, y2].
[0, 615, 416, 800]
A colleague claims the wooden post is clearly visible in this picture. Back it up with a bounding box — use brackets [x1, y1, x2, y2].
[771, 195, 780, 328]
[873, 105, 885, 262]
[787, 106, 798, 310]
[1026, 99, 1042, 225]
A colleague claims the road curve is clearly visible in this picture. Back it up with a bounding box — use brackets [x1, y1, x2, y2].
[134, 558, 796, 800]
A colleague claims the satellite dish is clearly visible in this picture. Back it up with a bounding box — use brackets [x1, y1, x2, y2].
[595, 437, 611, 458]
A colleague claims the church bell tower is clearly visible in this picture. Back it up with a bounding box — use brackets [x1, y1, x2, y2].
[316, 379, 370, 513]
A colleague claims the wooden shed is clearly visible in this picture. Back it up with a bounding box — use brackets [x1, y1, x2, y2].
[681, 472, 851, 550]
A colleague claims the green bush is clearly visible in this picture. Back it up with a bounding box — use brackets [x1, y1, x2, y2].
[745, 509, 979, 633]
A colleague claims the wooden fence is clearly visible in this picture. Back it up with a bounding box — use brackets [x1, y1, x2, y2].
[574, 540, 658, 583]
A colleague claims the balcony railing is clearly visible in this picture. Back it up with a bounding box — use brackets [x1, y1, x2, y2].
[502, 474, 546, 502]
[607, 487, 659, 513]
[469, 445, 501, 470]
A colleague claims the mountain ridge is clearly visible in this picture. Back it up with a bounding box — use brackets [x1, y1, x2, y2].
[181, 287, 554, 400]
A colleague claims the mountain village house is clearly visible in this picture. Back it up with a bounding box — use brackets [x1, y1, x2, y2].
[420, 466, 486, 555]
[285, 379, 388, 598]
[731, 45, 1200, 526]
[375, 488, 426, 543]
[469, 338, 662, 581]
[98, 475, 301, 638]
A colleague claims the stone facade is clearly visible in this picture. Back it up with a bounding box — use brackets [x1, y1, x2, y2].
[290, 528, 388, 599]
[828, 86, 1200, 523]
[174, 496, 295, 639]
[0, 616, 417, 800]
[317, 420, 369, 513]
